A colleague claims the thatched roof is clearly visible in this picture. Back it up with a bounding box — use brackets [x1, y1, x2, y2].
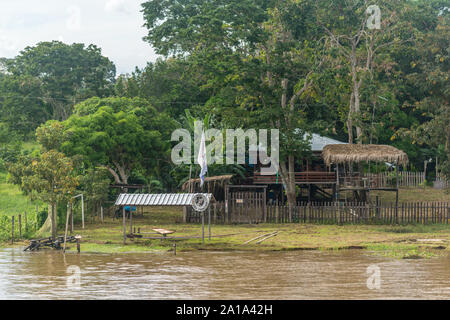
[181, 174, 233, 191]
[322, 144, 408, 166]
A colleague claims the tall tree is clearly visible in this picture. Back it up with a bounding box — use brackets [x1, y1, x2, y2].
[315, 0, 417, 144]
[3, 41, 116, 121]
[142, 0, 329, 219]
[115, 58, 211, 121]
[395, 5, 449, 178]
[60, 97, 177, 185]
[10, 150, 79, 240]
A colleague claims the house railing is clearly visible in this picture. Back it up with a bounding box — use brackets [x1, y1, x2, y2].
[253, 172, 336, 184]
[338, 171, 427, 188]
[252, 171, 430, 187]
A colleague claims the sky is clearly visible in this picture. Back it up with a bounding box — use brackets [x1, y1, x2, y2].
[0, 0, 160, 75]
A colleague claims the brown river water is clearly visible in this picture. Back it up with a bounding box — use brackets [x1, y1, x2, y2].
[0, 248, 449, 299]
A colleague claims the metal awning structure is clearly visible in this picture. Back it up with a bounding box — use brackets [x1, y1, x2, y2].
[115, 193, 214, 206]
[115, 193, 215, 245]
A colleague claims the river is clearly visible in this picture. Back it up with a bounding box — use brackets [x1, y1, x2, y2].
[0, 248, 448, 299]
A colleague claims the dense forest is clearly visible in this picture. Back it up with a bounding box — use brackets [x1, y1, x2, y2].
[0, 0, 448, 236]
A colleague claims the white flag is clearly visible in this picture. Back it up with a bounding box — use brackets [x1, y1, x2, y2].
[197, 131, 208, 187]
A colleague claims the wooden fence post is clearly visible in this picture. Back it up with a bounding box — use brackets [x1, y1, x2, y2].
[11, 216, 14, 243]
[70, 203, 73, 234]
[18, 214, 22, 240]
[275, 203, 279, 223]
[208, 206, 211, 241]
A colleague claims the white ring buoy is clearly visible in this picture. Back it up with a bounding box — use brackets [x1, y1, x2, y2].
[191, 193, 209, 212]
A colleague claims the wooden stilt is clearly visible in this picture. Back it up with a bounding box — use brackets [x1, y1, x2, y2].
[70, 203, 73, 234]
[201, 211, 205, 244]
[129, 208, 133, 234]
[123, 206, 126, 245]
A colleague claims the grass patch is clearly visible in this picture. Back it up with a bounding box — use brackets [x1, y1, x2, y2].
[0, 171, 44, 217]
[378, 224, 450, 234]
[0, 181, 449, 258]
[365, 243, 443, 259]
[370, 187, 450, 203]
[41, 207, 449, 259]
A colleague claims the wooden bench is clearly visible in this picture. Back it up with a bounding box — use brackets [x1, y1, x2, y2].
[152, 228, 175, 238]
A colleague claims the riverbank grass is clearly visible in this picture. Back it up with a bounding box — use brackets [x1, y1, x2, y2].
[56, 206, 450, 259]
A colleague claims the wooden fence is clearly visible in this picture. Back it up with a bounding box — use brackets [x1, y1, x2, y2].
[186, 201, 450, 225]
[436, 173, 449, 188]
[0, 213, 33, 243]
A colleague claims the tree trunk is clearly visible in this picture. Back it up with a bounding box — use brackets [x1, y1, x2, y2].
[105, 163, 129, 185]
[279, 157, 296, 222]
[353, 80, 362, 142]
[347, 92, 354, 144]
[349, 42, 363, 144]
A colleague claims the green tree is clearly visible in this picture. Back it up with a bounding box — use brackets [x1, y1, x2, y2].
[20, 150, 78, 240]
[115, 58, 211, 121]
[395, 7, 449, 178]
[79, 167, 111, 216]
[0, 73, 51, 136]
[36, 120, 66, 151]
[314, 0, 420, 144]
[61, 97, 177, 185]
[3, 41, 116, 121]
[142, 0, 329, 219]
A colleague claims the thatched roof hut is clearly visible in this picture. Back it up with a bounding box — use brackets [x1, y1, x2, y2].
[322, 144, 408, 166]
[181, 174, 233, 191]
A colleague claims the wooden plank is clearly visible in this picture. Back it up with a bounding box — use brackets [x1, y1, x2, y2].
[255, 232, 278, 244]
[243, 231, 277, 244]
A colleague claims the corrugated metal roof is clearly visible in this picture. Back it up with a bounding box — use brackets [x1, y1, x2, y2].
[114, 193, 214, 206]
[256, 131, 346, 152]
[307, 133, 346, 151]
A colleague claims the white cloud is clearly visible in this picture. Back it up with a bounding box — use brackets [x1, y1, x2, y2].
[0, 0, 159, 74]
[66, 5, 82, 31]
[105, 0, 131, 14]
[0, 36, 17, 52]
